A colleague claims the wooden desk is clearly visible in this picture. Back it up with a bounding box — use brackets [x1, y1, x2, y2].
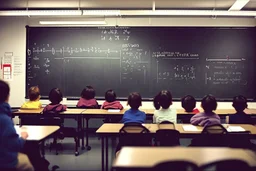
[97, 123, 256, 135]
[175, 124, 256, 136]
[113, 147, 256, 169]
[97, 123, 256, 171]
[15, 125, 59, 142]
[14, 109, 43, 115]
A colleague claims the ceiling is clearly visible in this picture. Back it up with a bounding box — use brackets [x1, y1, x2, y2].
[0, 0, 255, 10]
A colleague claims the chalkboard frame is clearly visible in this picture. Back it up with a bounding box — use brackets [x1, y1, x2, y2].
[25, 26, 256, 102]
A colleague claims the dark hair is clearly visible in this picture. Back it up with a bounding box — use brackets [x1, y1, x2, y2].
[128, 92, 142, 110]
[28, 86, 40, 101]
[181, 95, 196, 112]
[153, 90, 172, 110]
[233, 95, 248, 112]
[81, 86, 95, 100]
[201, 94, 217, 113]
[49, 88, 63, 104]
[0, 80, 10, 103]
[105, 89, 116, 102]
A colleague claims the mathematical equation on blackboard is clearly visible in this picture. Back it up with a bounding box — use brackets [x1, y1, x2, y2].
[205, 59, 247, 85]
[27, 42, 249, 87]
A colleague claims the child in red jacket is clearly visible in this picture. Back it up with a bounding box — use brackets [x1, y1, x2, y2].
[101, 89, 123, 110]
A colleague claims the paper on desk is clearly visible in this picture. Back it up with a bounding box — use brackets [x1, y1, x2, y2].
[108, 109, 120, 112]
[182, 125, 200, 132]
[227, 126, 245, 132]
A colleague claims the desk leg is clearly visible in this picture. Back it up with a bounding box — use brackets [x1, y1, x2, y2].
[82, 116, 85, 150]
[106, 136, 108, 171]
[77, 116, 81, 147]
[102, 137, 105, 171]
[86, 118, 91, 150]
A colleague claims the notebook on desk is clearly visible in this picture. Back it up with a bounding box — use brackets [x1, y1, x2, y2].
[227, 126, 246, 132]
[182, 125, 200, 132]
[108, 109, 121, 112]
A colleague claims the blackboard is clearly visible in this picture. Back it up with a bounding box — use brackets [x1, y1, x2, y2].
[26, 26, 256, 100]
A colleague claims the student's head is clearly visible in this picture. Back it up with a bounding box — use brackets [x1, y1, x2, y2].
[49, 88, 63, 104]
[81, 86, 95, 100]
[201, 94, 217, 113]
[105, 89, 116, 103]
[153, 90, 172, 110]
[181, 95, 196, 112]
[0, 80, 10, 103]
[28, 86, 40, 101]
[232, 95, 248, 112]
[127, 92, 142, 110]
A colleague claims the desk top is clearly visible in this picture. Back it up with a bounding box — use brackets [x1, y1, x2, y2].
[13, 108, 256, 116]
[96, 123, 256, 134]
[113, 147, 256, 168]
[15, 125, 59, 141]
[60, 108, 86, 114]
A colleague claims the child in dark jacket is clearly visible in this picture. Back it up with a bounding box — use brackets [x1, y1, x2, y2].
[181, 95, 200, 114]
[43, 88, 67, 113]
[77, 86, 98, 108]
[101, 90, 123, 110]
[0, 80, 34, 170]
[190, 95, 220, 127]
[228, 95, 252, 124]
[121, 92, 146, 124]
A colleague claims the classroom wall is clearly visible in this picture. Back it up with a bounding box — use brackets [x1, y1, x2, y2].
[1, 16, 256, 110]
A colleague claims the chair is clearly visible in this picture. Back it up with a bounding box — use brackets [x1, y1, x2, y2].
[227, 131, 254, 149]
[40, 111, 79, 156]
[153, 161, 199, 171]
[155, 121, 180, 146]
[190, 124, 228, 147]
[199, 159, 251, 171]
[116, 123, 151, 153]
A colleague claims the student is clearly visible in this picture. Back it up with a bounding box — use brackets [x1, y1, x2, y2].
[0, 80, 34, 171]
[21, 86, 42, 109]
[153, 90, 177, 123]
[77, 86, 98, 109]
[181, 95, 200, 114]
[121, 92, 146, 124]
[101, 89, 123, 110]
[228, 95, 251, 124]
[43, 88, 67, 113]
[190, 95, 220, 126]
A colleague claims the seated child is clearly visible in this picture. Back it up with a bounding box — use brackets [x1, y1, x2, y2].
[121, 92, 146, 124]
[0, 80, 34, 171]
[228, 95, 252, 124]
[21, 86, 42, 109]
[153, 90, 177, 123]
[43, 88, 67, 113]
[181, 95, 200, 114]
[77, 86, 98, 109]
[101, 89, 123, 110]
[190, 94, 220, 126]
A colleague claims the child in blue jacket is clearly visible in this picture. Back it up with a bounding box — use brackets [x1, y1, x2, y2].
[121, 92, 146, 124]
[0, 80, 34, 171]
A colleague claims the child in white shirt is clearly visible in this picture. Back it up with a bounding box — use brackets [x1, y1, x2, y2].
[153, 90, 177, 123]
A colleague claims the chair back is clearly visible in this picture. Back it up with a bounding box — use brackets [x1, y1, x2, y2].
[199, 159, 251, 171]
[155, 129, 180, 146]
[155, 121, 180, 146]
[191, 124, 228, 147]
[153, 161, 199, 171]
[202, 124, 228, 134]
[119, 123, 151, 147]
[39, 117, 62, 126]
[158, 121, 175, 129]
